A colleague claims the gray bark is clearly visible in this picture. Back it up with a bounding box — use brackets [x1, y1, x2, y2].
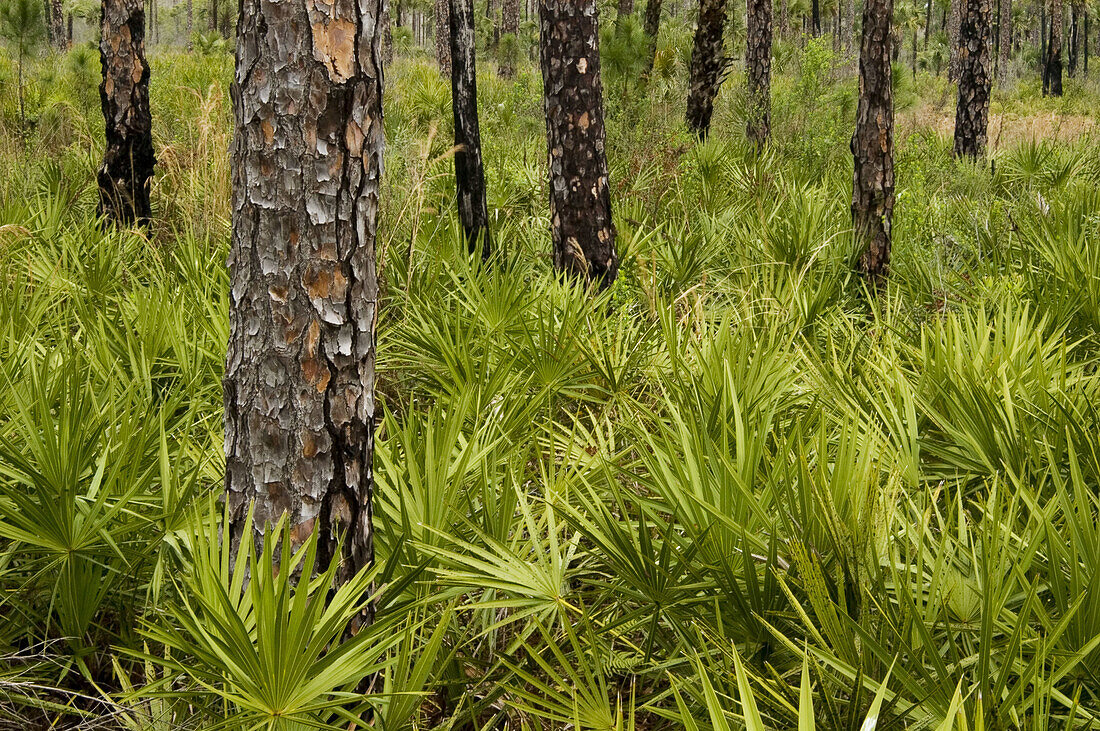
[953, 0, 993, 157]
[642, 0, 662, 74]
[450, 0, 491, 254]
[996, 0, 1010, 80]
[500, 0, 519, 77]
[745, 0, 771, 146]
[948, 0, 963, 79]
[225, 0, 383, 607]
[852, 0, 895, 288]
[539, 0, 618, 287]
[435, 0, 451, 75]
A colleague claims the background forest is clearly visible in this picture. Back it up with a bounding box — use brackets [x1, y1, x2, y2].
[2, 0, 1100, 727]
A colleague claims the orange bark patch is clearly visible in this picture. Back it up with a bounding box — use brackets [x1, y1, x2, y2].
[311, 18, 357, 82]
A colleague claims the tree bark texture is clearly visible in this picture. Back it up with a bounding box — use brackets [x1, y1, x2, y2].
[953, 0, 993, 158]
[685, 0, 729, 139]
[98, 0, 155, 226]
[1043, 0, 1062, 94]
[539, 0, 618, 288]
[948, 0, 963, 79]
[812, 0, 822, 34]
[1068, 2, 1079, 75]
[642, 0, 663, 74]
[450, 0, 491, 255]
[51, 0, 65, 50]
[618, 0, 634, 21]
[383, 0, 394, 64]
[210, 0, 218, 31]
[843, 0, 854, 52]
[435, 0, 451, 75]
[997, 0, 1010, 80]
[500, 0, 519, 77]
[225, 0, 384, 601]
[745, 0, 771, 146]
[852, 0, 895, 288]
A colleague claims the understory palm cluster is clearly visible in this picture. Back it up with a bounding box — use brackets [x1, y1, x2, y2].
[1, 50, 1100, 729]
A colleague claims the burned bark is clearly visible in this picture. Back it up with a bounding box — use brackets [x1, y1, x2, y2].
[642, 0, 663, 74]
[1043, 0, 1062, 94]
[98, 0, 155, 226]
[953, 0, 993, 157]
[1068, 2, 1079, 75]
[539, 0, 618, 287]
[852, 0, 895, 288]
[685, 0, 729, 139]
[450, 0, 491, 255]
[745, 0, 771, 147]
[51, 0, 65, 50]
[812, 0, 822, 35]
[225, 0, 384, 603]
[435, 0, 451, 75]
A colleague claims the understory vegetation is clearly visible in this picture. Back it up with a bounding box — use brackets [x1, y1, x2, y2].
[2, 33, 1100, 729]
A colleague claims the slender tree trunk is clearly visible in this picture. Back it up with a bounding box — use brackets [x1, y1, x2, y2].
[843, 0, 855, 52]
[852, 0, 895, 288]
[953, 0, 993, 157]
[1084, 9, 1089, 74]
[44, 0, 54, 46]
[618, 0, 634, 21]
[186, 0, 193, 49]
[948, 0, 963, 78]
[924, 0, 932, 49]
[51, 0, 65, 50]
[383, 0, 394, 64]
[1039, 0, 1046, 68]
[98, 0, 155, 225]
[746, 0, 771, 146]
[539, 0, 618, 288]
[685, 0, 729, 138]
[812, 0, 822, 34]
[500, 0, 519, 77]
[997, 0, 1010, 80]
[1044, 0, 1063, 94]
[67, 12, 73, 45]
[1068, 2, 1079, 75]
[643, 0, 663, 74]
[435, 0, 451, 75]
[210, 0, 217, 31]
[450, 0, 491, 255]
[225, 0, 383, 601]
[779, 0, 788, 36]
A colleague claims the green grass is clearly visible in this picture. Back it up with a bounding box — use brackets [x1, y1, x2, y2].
[1, 35, 1100, 730]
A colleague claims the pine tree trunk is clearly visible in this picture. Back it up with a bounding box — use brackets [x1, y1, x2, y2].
[210, 0, 217, 31]
[435, 0, 451, 75]
[225, 0, 384, 598]
[643, 0, 663, 74]
[852, 0, 894, 288]
[44, 0, 54, 46]
[779, 0, 788, 37]
[618, 0, 634, 20]
[948, 0, 963, 78]
[1044, 0, 1063, 94]
[1084, 9, 1089, 74]
[812, 0, 821, 34]
[685, 0, 728, 138]
[1067, 2, 1079, 75]
[953, 0, 993, 157]
[383, 0, 394, 64]
[843, 0, 855, 53]
[925, 0, 932, 49]
[539, 0, 618, 288]
[500, 0, 519, 77]
[67, 12, 73, 45]
[745, 0, 771, 146]
[98, 0, 155, 225]
[450, 0, 491, 255]
[51, 0, 65, 50]
[186, 0, 193, 49]
[997, 0, 1010, 80]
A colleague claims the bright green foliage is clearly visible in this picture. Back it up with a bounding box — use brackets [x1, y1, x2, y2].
[2, 39, 1100, 731]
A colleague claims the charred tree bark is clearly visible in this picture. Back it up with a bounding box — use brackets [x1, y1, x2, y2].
[811, 0, 822, 34]
[50, 0, 65, 50]
[435, 0, 451, 75]
[1068, 2, 1079, 75]
[642, 0, 663, 74]
[996, 0, 1010, 80]
[852, 0, 895, 289]
[745, 0, 771, 146]
[450, 0, 491, 255]
[500, 0, 519, 77]
[685, 0, 729, 138]
[225, 0, 383, 603]
[1043, 0, 1062, 94]
[539, 0, 618, 287]
[98, 0, 155, 226]
[953, 0, 993, 157]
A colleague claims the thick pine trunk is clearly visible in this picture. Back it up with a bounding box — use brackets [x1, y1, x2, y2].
[811, 0, 821, 34]
[618, 0, 634, 20]
[225, 0, 384, 599]
[539, 0, 618, 288]
[745, 0, 771, 146]
[450, 0, 491, 255]
[435, 0, 451, 75]
[852, 0, 894, 288]
[948, 0, 963, 79]
[500, 0, 519, 77]
[643, 0, 663, 74]
[953, 0, 993, 157]
[1043, 0, 1063, 94]
[997, 0, 1010, 80]
[685, 0, 728, 138]
[98, 0, 155, 226]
